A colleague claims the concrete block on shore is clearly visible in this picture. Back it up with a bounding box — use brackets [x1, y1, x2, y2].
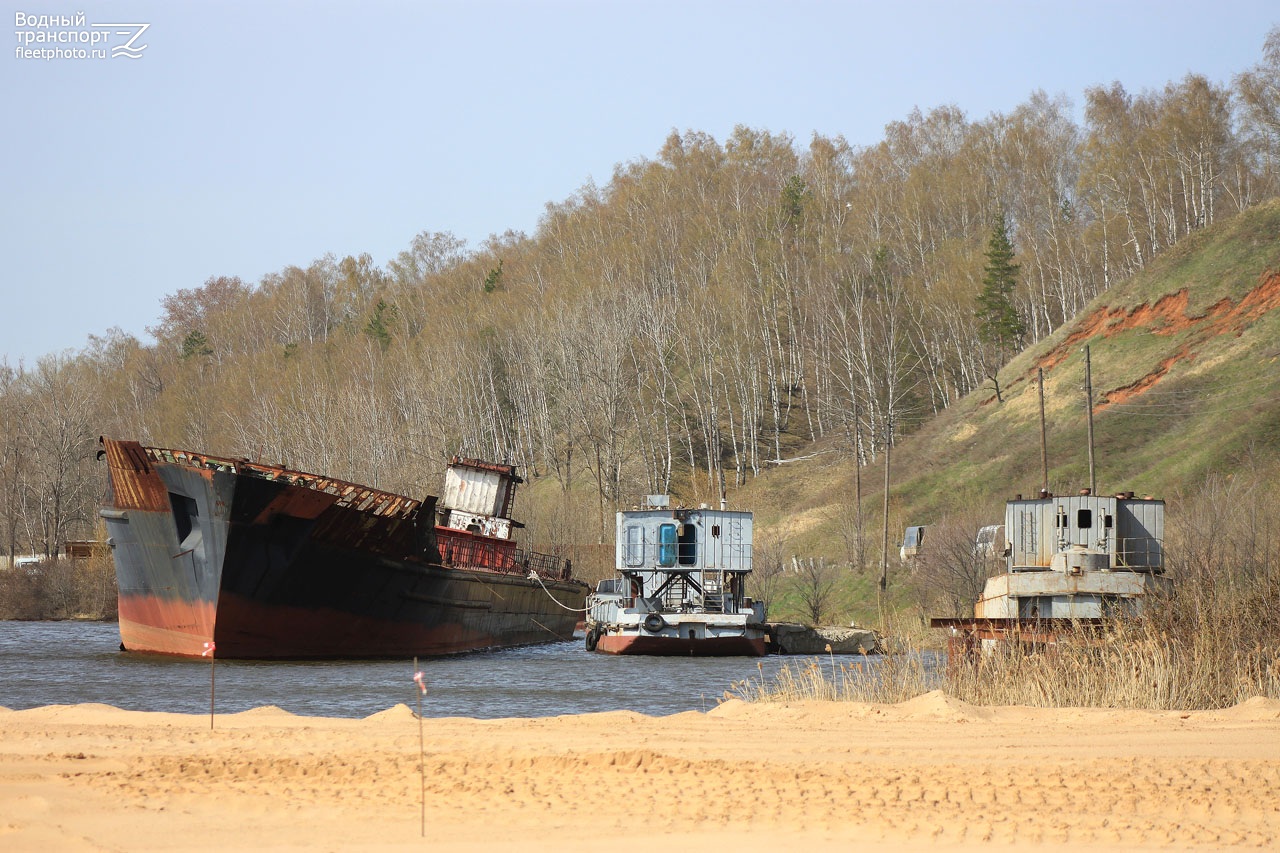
[767, 623, 880, 655]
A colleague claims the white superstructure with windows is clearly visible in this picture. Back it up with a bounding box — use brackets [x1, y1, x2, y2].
[585, 498, 767, 656]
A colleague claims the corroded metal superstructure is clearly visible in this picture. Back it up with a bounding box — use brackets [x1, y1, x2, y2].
[932, 490, 1171, 648]
[585, 499, 767, 656]
[98, 438, 585, 659]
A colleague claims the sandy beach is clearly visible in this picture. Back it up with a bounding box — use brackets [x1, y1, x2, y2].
[2, 692, 1278, 851]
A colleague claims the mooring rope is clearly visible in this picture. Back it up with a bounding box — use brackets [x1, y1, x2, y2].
[527, 570, 589, 612]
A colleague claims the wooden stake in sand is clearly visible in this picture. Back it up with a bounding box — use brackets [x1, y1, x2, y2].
[202, 641, 216, 730]
[413, 658, 427, 838]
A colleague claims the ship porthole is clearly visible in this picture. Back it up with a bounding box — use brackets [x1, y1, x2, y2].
[643, 613, 666, 633]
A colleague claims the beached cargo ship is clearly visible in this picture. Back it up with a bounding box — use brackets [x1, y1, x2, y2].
[585, 497, 767, 656]
[97, 437, 586, 659]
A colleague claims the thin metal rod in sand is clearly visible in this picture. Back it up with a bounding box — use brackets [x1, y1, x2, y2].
[202, 641, 216, 730]
[413, 658, 427, 837]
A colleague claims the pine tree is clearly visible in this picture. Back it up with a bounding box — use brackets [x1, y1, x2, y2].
[975, 211, 1025, 357]
[363, 300, 397, 352]
[179, 330, 213, 360]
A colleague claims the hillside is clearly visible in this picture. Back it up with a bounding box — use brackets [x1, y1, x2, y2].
[6, 46, 1280, 629]
[737, 199, 1280, 617]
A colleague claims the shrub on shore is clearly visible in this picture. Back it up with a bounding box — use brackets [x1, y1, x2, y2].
[0, 548, 117, 621]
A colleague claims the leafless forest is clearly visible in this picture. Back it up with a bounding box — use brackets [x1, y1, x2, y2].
[4, 31, 1280, 582]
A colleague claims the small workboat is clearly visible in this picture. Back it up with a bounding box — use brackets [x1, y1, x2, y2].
[584, 497, 767, 656]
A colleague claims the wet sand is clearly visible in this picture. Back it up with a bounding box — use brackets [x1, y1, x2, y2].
[2, 692, 1278, 851]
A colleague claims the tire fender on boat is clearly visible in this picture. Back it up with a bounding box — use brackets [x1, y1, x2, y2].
[643, 612, 666, 633]
[585, 627, 601, 651]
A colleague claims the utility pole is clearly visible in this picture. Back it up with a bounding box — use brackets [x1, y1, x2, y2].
[853, 395, 863, 571]
[879, 414, 891, 608]
[1038, 367, 1049, 492]
[1083, 345, 1096, 494]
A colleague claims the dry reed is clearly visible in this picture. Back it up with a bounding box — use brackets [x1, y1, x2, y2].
[946, 617, 1280, 710]
[729, 651, 941, 705]
[739, 465, 1280, 711]
[737, 615, 1279, 711]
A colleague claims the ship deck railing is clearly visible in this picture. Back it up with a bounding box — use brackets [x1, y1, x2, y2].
[621, 542, 753, 572]
[656, 574, 737, 614]
[1010, 535, 1165, 572]
[437, 532, 571, 580]
[516, 548, 574, 581]
[1113, 536, 1164, 571]
[591, 573, 741, 616]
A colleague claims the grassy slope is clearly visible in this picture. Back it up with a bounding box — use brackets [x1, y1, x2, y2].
[731, 199, 1280, 622]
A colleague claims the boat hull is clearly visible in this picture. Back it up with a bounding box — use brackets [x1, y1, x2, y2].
[593, 631, 766, 656]
[100, 439, 585, 659]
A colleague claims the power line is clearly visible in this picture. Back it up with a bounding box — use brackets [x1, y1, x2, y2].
[1102, 394, 1280, 417]
[1101, 371, 1280, 408]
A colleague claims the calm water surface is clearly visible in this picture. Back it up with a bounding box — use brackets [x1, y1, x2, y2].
[0, 621, 906, 719]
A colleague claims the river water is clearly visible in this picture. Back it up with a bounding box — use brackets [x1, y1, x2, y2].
[0, 621, 899, 719]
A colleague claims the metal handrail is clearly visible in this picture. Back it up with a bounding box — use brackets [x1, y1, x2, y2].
[1113, 536, 1164, 571]
[619, 541, 753, 571]
[436, 532, 570, 579]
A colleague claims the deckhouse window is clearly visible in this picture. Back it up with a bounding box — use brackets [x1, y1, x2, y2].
[1077, 508, 1093, 529]
[658, 523, 678, 567]
[625, 525, 645, 567]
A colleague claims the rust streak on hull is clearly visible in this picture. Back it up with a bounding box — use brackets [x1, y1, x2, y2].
[117, 596, 217, 657]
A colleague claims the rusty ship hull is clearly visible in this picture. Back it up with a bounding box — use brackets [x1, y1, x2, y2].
[98, 438, 586, 659]
[592, 631, 767, 657]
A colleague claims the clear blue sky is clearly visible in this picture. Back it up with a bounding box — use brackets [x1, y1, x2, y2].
[3, 1, 1277, 365]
